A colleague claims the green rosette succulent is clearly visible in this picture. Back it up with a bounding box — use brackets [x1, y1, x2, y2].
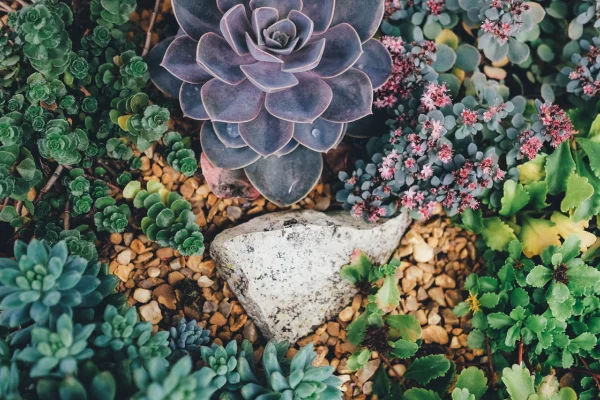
[125, 104, 170, 151]
[90, 0, 136, 28]
[132, 182, 204, 256]
[69, 176, 90, 197]
[164, 132, 198, 177]
[241, 342, 343, 400]
[132, 356, 204, 400]
[0, 164, 15, 199]
[0, 240, 111, 327]
[0, 27, 21, 72]
[0, 114, 24, 146]
[9, 0, 73, 78]
[59, 229, 98, 262]
[106, 137, 133, 160]
[93, 196, 130, 233]
[199, 340, 244, 392]
[91, 180, 110, 199]
[38, 119, 89, 166]
[16, 314, 94, 378]
[25, 73, 67, 106]
[95, 305, 171, 364]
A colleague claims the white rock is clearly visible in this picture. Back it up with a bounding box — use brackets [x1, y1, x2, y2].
[139, 300, 162, 325]
[133, 288, 152, 303]
[211, 210, 411, 342]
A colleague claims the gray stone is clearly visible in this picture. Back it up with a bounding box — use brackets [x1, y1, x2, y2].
[210, 210, 411, 342]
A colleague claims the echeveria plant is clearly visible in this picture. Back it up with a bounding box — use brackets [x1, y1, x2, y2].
[151, 0, 392, 205]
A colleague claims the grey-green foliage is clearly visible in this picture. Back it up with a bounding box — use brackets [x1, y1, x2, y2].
[168, 317, 210, 357]
[197, 340, 343, 400]
[132, 356, 203, 400]
[0, 240, 111, 328]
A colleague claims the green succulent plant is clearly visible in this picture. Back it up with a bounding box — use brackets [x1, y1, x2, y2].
[17, 314, 95, 377]
[90, 0, 136, 28]
[93, 196, 130, 233]
[132, 356, 203, 400]
[126, 181, 205, 256]
[0, 240, 112, 327]
[164, 131, 198, 177]
[59, 229, 98, 262]
[0, 362, 21, 400]
[125, 104, 169, 151]
[9, 0, 73, 78]
[0, 114, 25, 146]
[106, 137, 133, 160]
[25, 73, 67, 106]
[0, 164, 15, 199]
[38, 119, 89, 166]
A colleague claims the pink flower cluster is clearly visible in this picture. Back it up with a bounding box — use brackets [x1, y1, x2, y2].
[483, 103, 507, 122]
[518, 130, 543, 160]
[351, 200, 387, 223]
[538, 103, 576, 148]
[461, 109, 478, 127]
[569, 46, 600, 97]
[481, 0, 530, 45]
[421, 82, 452, 111]
[374, 36, 436, 110]
[426, 0, 445, 15]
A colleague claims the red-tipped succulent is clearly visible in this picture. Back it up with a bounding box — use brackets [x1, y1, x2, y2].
[150, 0, 391, 206]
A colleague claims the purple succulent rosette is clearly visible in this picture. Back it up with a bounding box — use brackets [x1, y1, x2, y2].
[149, 0, 392, 206]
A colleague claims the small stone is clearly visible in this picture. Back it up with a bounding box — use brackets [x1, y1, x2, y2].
[156, 247, 174, 260]
[435, 274, 456, 289]
[414, 310, 427, 325]
[405, 296, 419, 311]
[428, 312, 441, 325]
[445, 290, 463, 308]
[327, 322, 340, 337]
[450, 336, 461, 349]
[227, 206, 243, 219]
[362, 382, 373, 395]
[115, 264, 134, 282]
[203, 301, 218, 313]
[139, 277, 164, 289]
[339, 307, 354, 322]
[168, 271, 185, 286]
[219, 301, 233, 318]
[197, 276, 214, 288]
[153, 284, 177, 310]
[428, 287, 446, 306]
[314, 197, 330, 211]
[441, 309, 459, 325]
[110, 233, 122, 244]
[117, 249, 133, 265]
[357, 359, 380, 384]
[139, 301, 162, 325]
[130, 239, 145, 254]
[405, 266, 423, 282]
[148, 267, 161, 278]
[390, 364, 406, 378]
[231, 314, 248, 332]
[210, 312, 227, 327]
[133, 288, 152, 303]
[243, 320, 258, 342]
[421, 325, 449, 345]
[413, 242, 434, 263]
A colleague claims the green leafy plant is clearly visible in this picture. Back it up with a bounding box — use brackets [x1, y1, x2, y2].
[163, 131, 198, 177]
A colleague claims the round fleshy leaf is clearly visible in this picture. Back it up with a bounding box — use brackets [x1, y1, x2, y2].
[201, 153, 260, 200]
[213, 122, 248, 148]
[265, 20, 297, 45]
[293, 118, 344, 152]
[180, 82, 210, 120]
[454, 44, 481, 72]
[246, 33, 284, 63]
[201, 122, 260, 169]
[244, 146, 323, 206]
[301, 0, 334, 34]
[239, 107, 294, 156]
[240, 62, 299, 93]
[483, 39, 508, 62]
[508, 39, 530, 64]
[220, 4, 252, 55]
[252, 7, 279, 45]
[265, 72, 333, 123]
[289, 10, 314, 49]
[353, 39, 392, 90]
[432, 44, 456, 73]
[162, 36, 212, 84]
[274, 138, 299, 156]
[312, 23, 363, 78]
[281, 39, 325, 73]
[249, 0, 302, 18]
[197, 33, 256, 85]
[148, 37, 183, 98]
[217, 0, 251, 13]
[173, 0, 223, 41]
[321, 68, 373, 123]
[345, 115, 376, 138]
[202, 78, 266, 123]
[330, 0, 385, 42]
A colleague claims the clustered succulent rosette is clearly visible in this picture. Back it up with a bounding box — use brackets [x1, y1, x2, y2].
[150, 0, 393, 206]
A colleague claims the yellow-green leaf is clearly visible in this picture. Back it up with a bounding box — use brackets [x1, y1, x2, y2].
[481, 217, 517, 251]
[520, 216, 561, 257]
[550, 212, 597, 251]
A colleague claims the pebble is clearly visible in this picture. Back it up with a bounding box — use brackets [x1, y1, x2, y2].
[153, 284, 177, 310]
[110, 233, 122, 244]
[435, 274, 456, 289]
[203, 301, 218, 313]
[219, 301, 233, 318]
[115, 264, 134, 282]
[148, 267, 161, 278]
[421, 325, 449, 345]
[357, 359, 380, 384]
[168, 271, 185, 286]
[139, 301, 162, 324]
[133, 288, 152, 303]
[428, 287, 446, 306]
[413, 242, 434, 263]
[210, 312, 227, 327]
[117, 249, 133, 265]
[198, 276, 214, 288]
[243, 320, 258, 342]
[338, 307, 354, 322]
[227, 206, 243, 219]
[327, 322, 340, 337]
[130, 239, 145, 254]
[390, 364, 406, 378]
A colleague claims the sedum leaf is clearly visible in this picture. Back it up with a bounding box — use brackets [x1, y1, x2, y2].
[386, 315, 422, 342]
[404, 388, 442, 400]
[520, 216, 561, 258]
[375, 274, 400, 313]
[481, 217, 517, 252]
[577, 137, 600, 179]
[501, 364, 535, 400]
[455, 367, 487, 400]
[404, 355, 450, 385]
[545, 141, 575, 195]
[500, 180, 530, 216]
[560, 174, 593, 213]
[550, 212, 597, 252]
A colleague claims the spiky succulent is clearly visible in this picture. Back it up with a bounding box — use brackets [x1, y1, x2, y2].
[164, 131, 198, 177]
[16, 314, 95, 378]
[151, 0, 392, 206]
[0, 240, 109, 327]
[132, 356, 203, 400]
[95, 305, 171, 364]
[242, 342, 342, 400]
[168, 318, 211, 357]
[93, 196, 130, 233]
